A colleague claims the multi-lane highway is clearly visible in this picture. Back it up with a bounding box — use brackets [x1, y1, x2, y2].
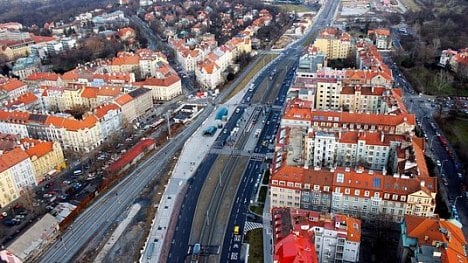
[167, 0, 341, 261]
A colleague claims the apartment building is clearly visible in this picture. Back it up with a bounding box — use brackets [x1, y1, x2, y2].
[114, 88, 152, 123]
[282, 102, 415, 135]
[272, 208, 360, 262]
[367, 28, 392, 50]
[134, 62, 182, 101]
[270, 166, 437, 222]
[24, 72, 63, 87]
[0, 147, 37, 208]
[137, 49, 168, 77]
[315, 79, 343, 110]
[398, 215, 467, 263]
[313, 27, 352, 60]
[195, 59, 222, 89]
[93, 103, 123, 141]
[20, 138, 66, 183]
[0, 78, 29, 100]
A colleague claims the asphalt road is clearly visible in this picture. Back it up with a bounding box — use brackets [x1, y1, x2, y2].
[37, 103, 215, 263]
[221, 0, 343, 261]
[384, 54, 468, 236]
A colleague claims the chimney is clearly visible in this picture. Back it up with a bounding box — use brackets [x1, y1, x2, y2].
[381, 131, 384, 142]
[420, 180, 425, 188]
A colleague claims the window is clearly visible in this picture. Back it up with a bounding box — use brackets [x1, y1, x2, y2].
[345, 188, 350, 194]
[401, 196, 406, 202]
[337, 173, 345, 183]
[354, 190, 360, 196]
[364, 191, 370, 197]
[392, 194, 398, 201]
[384, 193, 390, 199]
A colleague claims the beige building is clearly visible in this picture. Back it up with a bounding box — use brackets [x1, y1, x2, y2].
[315, 79, 343, 110]
[270, 166, 437, 222]
[313, 28, 352, 59]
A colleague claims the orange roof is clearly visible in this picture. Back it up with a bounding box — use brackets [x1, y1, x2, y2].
[283, 106, 416, 127]
[81, 87, 99, 98]
[135, 74, 180, 87]
[30, 34, 56, 43]
[412, 137, 430, 178]
[335, 214, 361, 242]
[199, 60, 219, 74]
[404, 215, 467, 263]
[20, 138, 54, 158]
[369, 28, 391, 36]
[25, 72, 60, 81]
[0, 78, 26, 92]
[62, 69, 79, 81]
[62, 115, 98, 131]
[6, 92, 38, 108]
[97, 86, 122, 97]
[114, 94, 133, 106]
[94, 103, 120, 118]
[112, 54, 140, 66]
[274, 233, 318, 263]
[0, 148, 29, 169]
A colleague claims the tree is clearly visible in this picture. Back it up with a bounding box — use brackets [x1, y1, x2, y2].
[431, 70, 454, 92]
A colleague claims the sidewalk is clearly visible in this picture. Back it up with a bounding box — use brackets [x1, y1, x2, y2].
[140, 90, 245, 263]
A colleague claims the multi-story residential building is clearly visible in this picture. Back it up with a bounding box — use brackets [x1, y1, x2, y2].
[195, 59, 222, 89]
[114, 94, 136, 123]
[5, 92, 41, 112]
[137, 49, 168, 77]
[20, 138, 66, 183]
[296, 46, 327, 78]
[282, 102, 415, 135]
[398, 215, 467, 263]
[0, 148, 36, 207]
[128, 88, 152, 119]
[272, 208, 361, 262]
[94, 103, 122, 141]
[24, 72, 63, 87]
[367, 28, 392, 50]
[0, 78, 29, 100]
[315, 79, 343, 110]
[11, 56, 41, 79]
[134, 62, 182, 101]
[304, 130, 406, 170]
[109, 52, 140, 73]
[270, 166, 437, 222]
[313, 27, 352, 59]
[339, 86, 387, 113]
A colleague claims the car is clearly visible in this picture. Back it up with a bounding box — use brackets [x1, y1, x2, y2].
[436, 160, 441, 167]
[458, 173, 463, 179]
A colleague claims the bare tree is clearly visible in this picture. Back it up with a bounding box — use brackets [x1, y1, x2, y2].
[432, 70, 454, 92]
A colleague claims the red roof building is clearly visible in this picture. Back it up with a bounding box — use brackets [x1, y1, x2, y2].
[106, 138, 155, 174]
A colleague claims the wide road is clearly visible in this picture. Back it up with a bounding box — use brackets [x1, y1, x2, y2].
[37, 102, 216, 263]
[384, 54, 468, 236]
[222, 0, 342, 261]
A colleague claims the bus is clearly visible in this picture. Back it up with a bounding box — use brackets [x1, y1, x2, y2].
[234, 225, 240, 235]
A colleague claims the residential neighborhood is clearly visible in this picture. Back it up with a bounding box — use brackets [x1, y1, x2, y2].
[0, 0, 466, 262]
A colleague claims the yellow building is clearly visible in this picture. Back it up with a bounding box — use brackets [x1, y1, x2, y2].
[313, 27, 352, 59]
[21, 139, 66, 183]
[0, 169, 16, 208]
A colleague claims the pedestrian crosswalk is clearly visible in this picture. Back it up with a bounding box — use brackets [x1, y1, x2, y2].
[244, 221, 263, 234]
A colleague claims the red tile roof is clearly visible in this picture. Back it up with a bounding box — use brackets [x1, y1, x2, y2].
[94, 103, 120, 119]
[81, 87, 99, 98]
[25, 72, 60, 82]
[106, 138, 155, 174]
[20, 138, 54, 158]
[114, 94, 133, 106]
[0, 78, 26, 92]
[404, 215, 467, 263]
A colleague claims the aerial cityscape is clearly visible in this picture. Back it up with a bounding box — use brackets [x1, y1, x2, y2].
[0, 0, 466, 262]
